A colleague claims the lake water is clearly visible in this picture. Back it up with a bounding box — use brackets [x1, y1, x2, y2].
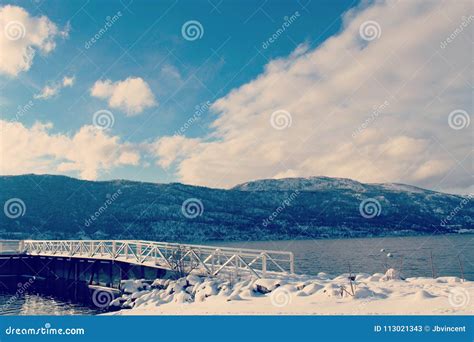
[0, 234, 472, 315]
[0, 292, 100, 315]
[213, 234, 474, 280]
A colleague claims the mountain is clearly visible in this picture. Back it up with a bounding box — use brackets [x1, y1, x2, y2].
[234, 176, 432, 193]
[0, 174, 472, 242]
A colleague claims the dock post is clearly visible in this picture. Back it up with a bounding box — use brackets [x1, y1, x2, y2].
[290, 252, 295, 274]
[262, 253, 267, 277]
[108, 261, 113, 287]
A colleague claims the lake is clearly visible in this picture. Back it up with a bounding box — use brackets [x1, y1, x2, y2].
[0, 292, 100, 315]
[212, 234, 474, 280]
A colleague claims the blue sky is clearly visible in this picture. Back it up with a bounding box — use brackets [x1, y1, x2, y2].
[1, 0, 355, 182]
[0, 0, 472, 193]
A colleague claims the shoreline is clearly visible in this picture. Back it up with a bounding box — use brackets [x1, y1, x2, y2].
[108, 270, 474, 316]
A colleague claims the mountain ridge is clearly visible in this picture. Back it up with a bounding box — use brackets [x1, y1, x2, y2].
[0, 174, 471, 242]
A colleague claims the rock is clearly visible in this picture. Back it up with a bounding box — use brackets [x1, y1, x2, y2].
[174, 291, 193, 304]
[227, 294, 243, 301]
[186, 274, 203, 286]
[109, 298, 123, 307]
[131, 290, 150, 300]
[302, 283, 324, 296]
[317, 272, 331, 280]
[381, 268, 404, 281]
[151, 279, 170, 289]
[319, 283, 341, 298]
[368, 273, 384, 282]
[253, 279, 281, 294]
[353, 287, 375, 299]
[121, 279, 147, 294]
[413, 290, 436, 300]
[435, 276, 462, 283]
[194, 281, 218, 302]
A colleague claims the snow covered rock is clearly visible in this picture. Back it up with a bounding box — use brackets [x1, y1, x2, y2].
[368, 273, 385, 282]
[151, 279, 170, 289]
[226, 293, 243, 301]
[186, 274, 203, 286]
[302, 282, 324, 296]
[121, 279, 147, 294]
[381, 268, 404, 281]
[316, 272, 331, 280]
[413, 290, 436, 300]
[253, 279, 282, 293]
[195, 281, 218, 302]
[318, 283, 342, 298]
[174, 291, 193, 304]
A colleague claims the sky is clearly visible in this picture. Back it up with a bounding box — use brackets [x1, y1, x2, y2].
[0, 0, 472, 194]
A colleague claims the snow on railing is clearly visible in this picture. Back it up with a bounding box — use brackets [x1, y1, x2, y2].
[21, 240, 294, 278]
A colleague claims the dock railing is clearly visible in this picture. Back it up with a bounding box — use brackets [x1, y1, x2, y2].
[21, 240, 294, 278]
[0, 240, 23, 255]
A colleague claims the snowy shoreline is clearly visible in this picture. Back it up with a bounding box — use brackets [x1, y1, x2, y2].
[106, 269, 474, 315]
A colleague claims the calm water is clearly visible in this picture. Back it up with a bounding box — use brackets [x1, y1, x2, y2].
[0, 293, 100, 315]
[213, 234, 474, 280]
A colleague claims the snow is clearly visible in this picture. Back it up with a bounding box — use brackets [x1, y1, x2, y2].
[121, 279, 150, 294]
[108, 269, 474, 315]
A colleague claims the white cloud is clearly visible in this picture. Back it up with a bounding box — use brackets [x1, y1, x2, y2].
[151, 135, 201, 169]
[153, 0, 472, 193]
[34, 75, 75, 100]
[90, 77, 157, 115]
[62, 75, 75, 87]
[0, 5, 68, 76]
[0, 120, 140, 180]
[33, 84, 59, 100]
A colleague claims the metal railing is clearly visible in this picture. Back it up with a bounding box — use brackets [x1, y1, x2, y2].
[21, 240, 294, 278]
[0, 240, 22, 254]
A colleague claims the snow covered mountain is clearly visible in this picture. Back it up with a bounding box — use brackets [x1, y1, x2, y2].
[234, 176, 432, 193]
[0, 174, 471, 242]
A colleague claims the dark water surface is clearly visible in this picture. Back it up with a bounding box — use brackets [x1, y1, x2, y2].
[213, 234, 474, 280]
[0, 292, 100, 315]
